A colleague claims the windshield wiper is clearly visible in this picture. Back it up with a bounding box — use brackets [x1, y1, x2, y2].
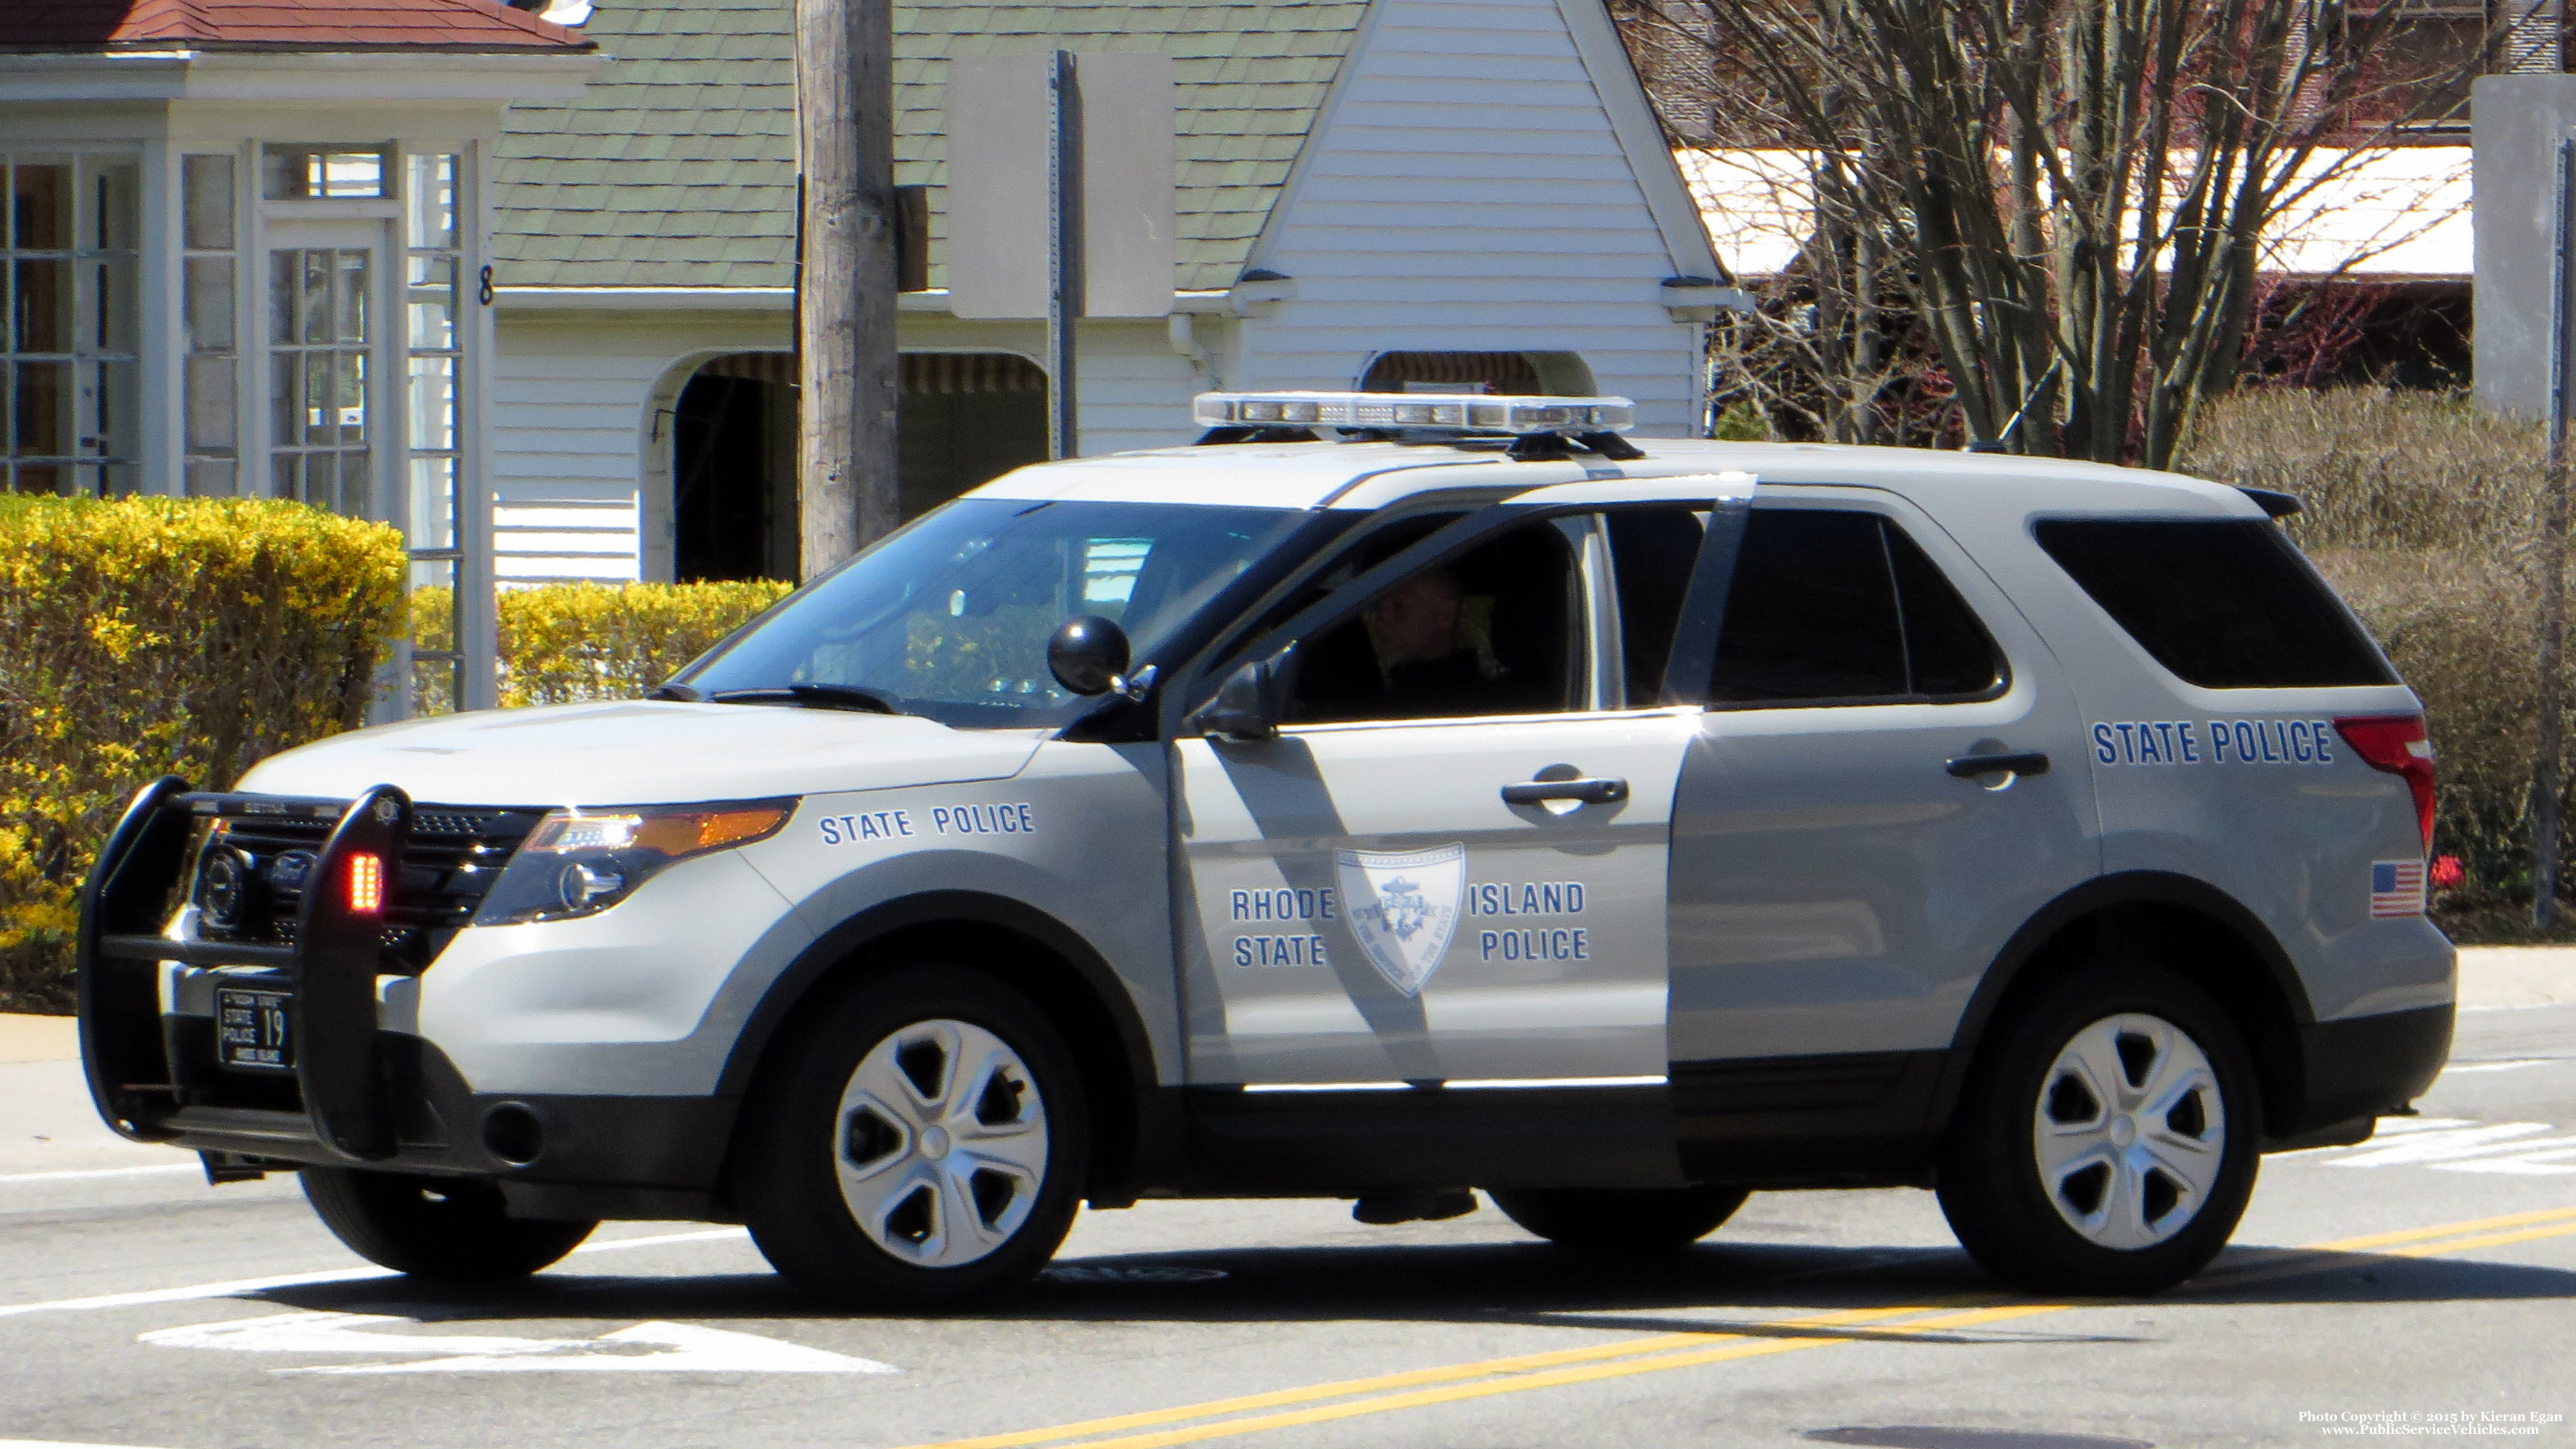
[708, 684, 904, 715]
[646, 684, 702, 702]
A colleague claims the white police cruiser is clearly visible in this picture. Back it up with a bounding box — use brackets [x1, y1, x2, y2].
[78, 393, 2453, 1303]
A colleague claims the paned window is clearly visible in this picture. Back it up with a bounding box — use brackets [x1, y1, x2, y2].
[269, 247, 372, 514]
[2, 154, 139, 496]
[262, 146, 390, 201]
[181, 154, 240, 496]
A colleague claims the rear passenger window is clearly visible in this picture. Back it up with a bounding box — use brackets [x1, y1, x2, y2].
[2032, 519, 2395, 689]
[1708, 509, 2005, 705]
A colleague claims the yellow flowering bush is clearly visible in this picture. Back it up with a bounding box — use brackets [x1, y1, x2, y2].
[414, 579, 793, 709]
[0, 496, 405, 1011]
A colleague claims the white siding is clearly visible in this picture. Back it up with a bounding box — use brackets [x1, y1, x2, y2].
[494, 312, 788, 583]
[1237, 0, 1702, 433]
[1074, 320, 1216, 455]
[493, 311, 1217, 580]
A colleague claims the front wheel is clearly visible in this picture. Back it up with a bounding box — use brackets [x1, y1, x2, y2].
[301, 1168, 594, 1280]
[1488, 1185, 1750, 1253]
[734, 962, 1089, 1309]
[1936, 964, 2260, 1296]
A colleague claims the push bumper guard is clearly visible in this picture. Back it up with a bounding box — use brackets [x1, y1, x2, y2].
[78, 779, 740, 1215]
[78, 777, 416, 1163]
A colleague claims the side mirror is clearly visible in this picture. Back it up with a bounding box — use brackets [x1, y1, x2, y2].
[1047, 615, 1131, 697]
[1185, 656, 1285, 741]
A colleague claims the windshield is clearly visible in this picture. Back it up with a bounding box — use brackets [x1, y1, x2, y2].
[676, 498, 1311, 728]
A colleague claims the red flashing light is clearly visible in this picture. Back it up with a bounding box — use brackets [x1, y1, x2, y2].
[345, 852, 385, 914]
[2335, 715, 2436, 853]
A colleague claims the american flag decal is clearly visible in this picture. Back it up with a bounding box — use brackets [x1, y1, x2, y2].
[2370, 860, 2427, 919]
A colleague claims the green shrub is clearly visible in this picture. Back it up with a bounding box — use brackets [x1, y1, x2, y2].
[414, 580, 793, 709]
[0, 497, 406, 1011]
[2178, 390, 2563, 929]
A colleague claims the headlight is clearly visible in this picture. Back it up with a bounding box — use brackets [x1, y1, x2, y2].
[472, 800, 795, 926]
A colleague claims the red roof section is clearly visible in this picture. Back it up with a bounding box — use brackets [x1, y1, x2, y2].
[0, 0, 592, 50]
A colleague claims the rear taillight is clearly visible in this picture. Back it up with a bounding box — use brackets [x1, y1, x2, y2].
[2335, 715, 2435, 853]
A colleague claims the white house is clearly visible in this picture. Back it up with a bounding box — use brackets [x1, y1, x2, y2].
[486, 0, 1730, 583]
[0, 0, 601, 708]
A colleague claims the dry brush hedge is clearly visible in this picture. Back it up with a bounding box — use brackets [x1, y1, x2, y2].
[2178, 389, 2554, 922]
[0, 496, 406, 1011]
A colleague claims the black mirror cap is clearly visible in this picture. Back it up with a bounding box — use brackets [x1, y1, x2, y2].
[1047, 615, 1131, 697]
[1185, 657, 1283, 741]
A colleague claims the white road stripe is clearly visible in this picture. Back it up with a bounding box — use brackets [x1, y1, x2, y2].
[0, 1226, 748, 1321]
[0, 1164, 199, 1186]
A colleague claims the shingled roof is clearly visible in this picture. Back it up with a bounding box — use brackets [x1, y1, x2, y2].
[493, 0, 1370, 292]
[0, 0, 589, 50]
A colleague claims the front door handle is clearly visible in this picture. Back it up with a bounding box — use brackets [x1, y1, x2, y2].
[1502, 776, 1629, 805]
[1946, 751, 2050, 779]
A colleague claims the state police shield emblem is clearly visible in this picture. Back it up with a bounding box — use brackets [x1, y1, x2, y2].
[1334, 844, 1467, 997]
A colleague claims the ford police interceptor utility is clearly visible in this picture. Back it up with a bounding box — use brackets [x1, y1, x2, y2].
[77, 392, 2454, 1304]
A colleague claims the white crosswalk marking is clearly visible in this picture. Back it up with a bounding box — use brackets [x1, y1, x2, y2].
[141, 1310, 897, 1375]
[2304, 1117, 2576, 1174]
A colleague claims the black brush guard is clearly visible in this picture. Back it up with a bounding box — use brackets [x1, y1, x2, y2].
[78, 776, 413, 1162]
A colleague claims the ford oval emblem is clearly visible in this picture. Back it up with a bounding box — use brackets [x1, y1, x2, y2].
[265, 849, 319, 894]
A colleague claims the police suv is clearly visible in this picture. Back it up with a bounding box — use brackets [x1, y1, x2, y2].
[78, 393, 2453, 1303]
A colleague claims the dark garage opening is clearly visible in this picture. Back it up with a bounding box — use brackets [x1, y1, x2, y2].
[670, 350, 1052, 583]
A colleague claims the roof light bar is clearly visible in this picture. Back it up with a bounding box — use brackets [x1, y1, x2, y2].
[1192, 391, 1637, 435]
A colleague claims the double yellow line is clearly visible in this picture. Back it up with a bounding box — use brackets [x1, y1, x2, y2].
[900, 1204, 2576, 1449]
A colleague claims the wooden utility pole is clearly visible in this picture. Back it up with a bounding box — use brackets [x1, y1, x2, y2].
[795, 0, 899, 579]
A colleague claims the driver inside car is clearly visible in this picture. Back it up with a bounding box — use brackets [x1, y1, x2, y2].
[1365, 567, 1508, 719]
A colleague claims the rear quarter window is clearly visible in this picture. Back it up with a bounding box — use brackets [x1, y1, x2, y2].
[2032, 518, 2395, 689]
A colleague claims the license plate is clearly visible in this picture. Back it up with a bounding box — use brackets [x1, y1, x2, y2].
[215, 987, 293, 1072]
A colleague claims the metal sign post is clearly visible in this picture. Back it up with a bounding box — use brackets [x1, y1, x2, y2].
[1048, 50, 1081, 460]
[2535, 135, 2575, 931]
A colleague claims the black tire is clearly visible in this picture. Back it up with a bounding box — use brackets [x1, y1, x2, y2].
[1936, 963, 2261, 1296]
[733, 961, 1089, 1309]
[300, 1168, 594, 1281]
[1489, 1185, 1751, 1253]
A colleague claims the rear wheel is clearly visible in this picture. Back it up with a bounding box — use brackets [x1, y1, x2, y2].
[1489, 1185, 1750, 1253]
[1936, 964, 2260, 1296]
[300, 1168, 594, 1280]
[734, 962, 1088, 1309]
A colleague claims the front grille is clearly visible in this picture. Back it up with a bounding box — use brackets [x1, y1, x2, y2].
[192, 802, 543, 974]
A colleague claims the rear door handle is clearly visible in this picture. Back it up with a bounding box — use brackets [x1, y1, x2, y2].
[1502, 776, 1629, 805]
[1946, 752, 2050, 779]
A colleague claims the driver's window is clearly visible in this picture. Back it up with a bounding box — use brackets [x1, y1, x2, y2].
[1288, 521, 1585, 724]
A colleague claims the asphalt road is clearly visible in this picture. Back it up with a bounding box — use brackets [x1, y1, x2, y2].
[3, 1003, 2572, 1449]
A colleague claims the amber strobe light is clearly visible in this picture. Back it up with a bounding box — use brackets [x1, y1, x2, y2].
[344, 852, 385, 914]
[2334, 715, 2437, 853]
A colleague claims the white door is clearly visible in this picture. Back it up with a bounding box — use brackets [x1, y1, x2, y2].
[1176, 501, 1725, 1086]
